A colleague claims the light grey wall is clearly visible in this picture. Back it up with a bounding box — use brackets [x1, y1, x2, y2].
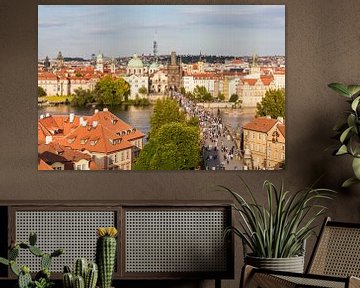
[1, 0, 360, 287]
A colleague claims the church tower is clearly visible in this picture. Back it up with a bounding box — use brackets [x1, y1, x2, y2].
[96, 52, 104, 73]
[167, 51, 182, 92]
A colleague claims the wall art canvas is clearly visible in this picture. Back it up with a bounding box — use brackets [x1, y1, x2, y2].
[38, 5, 285, 171]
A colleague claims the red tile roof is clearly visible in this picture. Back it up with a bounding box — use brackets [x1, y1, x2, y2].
[260, 76, 274, 86]
[277, 124, 285, 137]
[38, 111, 145, 156]
[38, 142, 91, 163]
[38, 158, 54, 170]
[243, 117, 278, 133]
[242, 79, 257, 86]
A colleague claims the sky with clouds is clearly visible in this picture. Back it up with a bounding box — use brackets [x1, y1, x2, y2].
[38, 5, 285, 59]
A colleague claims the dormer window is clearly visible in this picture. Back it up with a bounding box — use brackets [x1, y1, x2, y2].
[111, 119, 118, 125]
[90, 139, 98, 146]
[67, 137, 76, 144]
[80, 138, 88, 145]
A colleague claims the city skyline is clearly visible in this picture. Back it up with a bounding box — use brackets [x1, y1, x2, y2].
[38, 5, 285, 59]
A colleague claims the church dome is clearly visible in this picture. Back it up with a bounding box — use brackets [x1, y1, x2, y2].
[128, 54, 144, 68]
[149, 62, 159, 69]
[97, 52, 103, 60]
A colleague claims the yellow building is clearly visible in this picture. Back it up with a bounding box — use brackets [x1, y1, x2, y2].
[243, 117, 285, 169]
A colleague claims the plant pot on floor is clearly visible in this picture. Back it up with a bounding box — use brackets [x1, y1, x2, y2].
[245, 254, 304, 273]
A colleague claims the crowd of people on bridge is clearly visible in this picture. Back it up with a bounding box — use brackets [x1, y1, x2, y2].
[172, 92, 243, 170]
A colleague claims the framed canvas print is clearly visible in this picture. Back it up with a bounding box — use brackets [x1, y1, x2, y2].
[37, 5, 285, 171]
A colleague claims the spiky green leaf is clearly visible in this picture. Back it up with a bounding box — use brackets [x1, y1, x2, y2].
[351, 96, 360, 111]
[352, 157, 360, 179]
[328, 83, 351, 97]
[342, 177, 360, 187]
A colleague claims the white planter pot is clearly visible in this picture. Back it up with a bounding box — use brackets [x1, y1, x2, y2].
[245, 254, 305, 273]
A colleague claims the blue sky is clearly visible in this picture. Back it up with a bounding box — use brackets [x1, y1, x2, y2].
[38, 5, 285, 59]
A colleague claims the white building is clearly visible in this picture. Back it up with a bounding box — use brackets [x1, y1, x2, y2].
[124, 74, 149, 99]
[125, 54, 149, 99]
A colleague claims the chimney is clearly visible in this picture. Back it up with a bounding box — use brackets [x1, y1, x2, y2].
[40, 114, 44, 119]
[92, 121, 98, 128]
[81, 120, 87, 127]
[69, 113, 75, 123]
[103, 108, 109, 112]
[266, 115, 271, 119]
[94, 109, 99, 114]
[45, 113, 50, 118]
[277, 116, 284, 124]
[45, 136, 52, 145]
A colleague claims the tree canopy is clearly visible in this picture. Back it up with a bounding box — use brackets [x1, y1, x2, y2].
[193, 85, 213, 102]
[134, 122, 200, 170]
[138, 86, 147, 95]
[150, 98, 186, 136]
[256, 88, 285, 119]
[71, 88, 95, 107]
[229, 93, 239, 103]
[94, 76, 130, 105]
[218, 92, 225, 101]
[38, 86, 47, 97]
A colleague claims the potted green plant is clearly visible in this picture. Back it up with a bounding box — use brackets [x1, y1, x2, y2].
[328, 83, 360, 187]
[222, 179, 334, 273]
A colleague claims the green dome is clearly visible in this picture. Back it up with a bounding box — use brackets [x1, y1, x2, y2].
[128, 54, 143, 68]
[149, 62, 159, 69]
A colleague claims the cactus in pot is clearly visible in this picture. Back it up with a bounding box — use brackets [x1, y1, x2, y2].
[96, 227, 118, 288]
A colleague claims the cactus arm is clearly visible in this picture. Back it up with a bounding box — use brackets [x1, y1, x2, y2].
[50, 248, 64, 258]
[18, 271, 32, 288]
[40, 253, 52, 270]
[29, 246, 44, 257]
[85, 262, 98, 288]
[29, 232, 37, 246]
[74, 258, 88, 280]
[8, 246, 19, 260]
[10, 260, 20, 276]
[73, 275, 85, 288]
[63, 272, 74, 288]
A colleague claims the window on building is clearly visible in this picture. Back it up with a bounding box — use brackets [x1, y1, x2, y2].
[121, 152, 124, 161]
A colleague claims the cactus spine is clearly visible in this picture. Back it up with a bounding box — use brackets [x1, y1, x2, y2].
[96, 227, 118, 288]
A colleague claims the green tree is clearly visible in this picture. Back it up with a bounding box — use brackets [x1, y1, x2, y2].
[71, 88, 95, 107]
[38, 86, 47, 97]
[256, 88, 285, 119]
[150, 98, 185, 136]
[180, 87, 186, 95]
[193, 85, 213, 102]
[138, 86, 147, 96]
[229, 93, 239, 102]
[94, 76, 130, 105]
[218, 92, 225, 101]
[134, 122, 200, 170]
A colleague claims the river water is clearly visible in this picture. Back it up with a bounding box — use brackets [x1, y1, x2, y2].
[38, 105, 154, 137]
